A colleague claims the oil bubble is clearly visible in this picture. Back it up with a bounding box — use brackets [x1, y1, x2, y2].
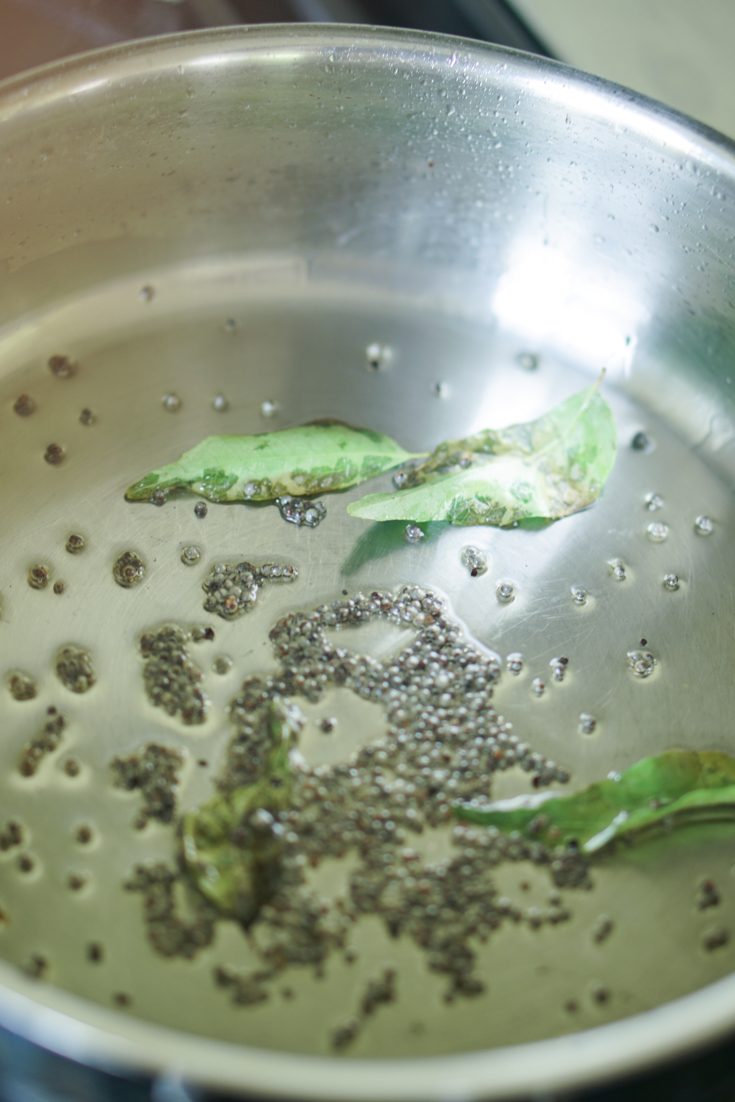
[531, 678, 545, 697]
[366, 343, 389, 371]
[694, 515, 714, 536]
[506, 652, 523, 675]
[139, 285, 155, 302]
[28, 565, 50, 590]
[663, 573, 680, 591]
[578, 713, 596, 735]
[405, 525, 424, 544]
[8, 672, 37, 701]
[276, 495, 326, 528]
[496, 581, 515, 604]
[517, 352, 538, 370]
[645, 492, 664, 511]
[631, 430, 651, 451]
[65, 534, 85, 554]
[13, 394, 35, 416]
[194, 502, 208, 519]
[161, 393, 181, 413]
[432, 382, 449, 398]
[55, 646, 95, 694]
[212, 655, 233, 675]
[260, 400, 278, 418]
[53, 581, 65, 595]
[223, 317, 238, 332]
[571, 586, 587, 605]
[48, 354, 76, 379]
[608, 558, 626, 582]
[44, 443, 65, 465]
[647, 522, 669, 542]
[113, 551, 146, 588]
[460, 546, 488, 577]
[212, 393, 229, 412]
[181, 545, 201, 566]
[550, 657, 568, 682]
[627, 649, 656, 678]
[79, 408, 96, 426]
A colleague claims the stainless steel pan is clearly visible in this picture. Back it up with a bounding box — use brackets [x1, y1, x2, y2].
[2, 24, 735, 1101]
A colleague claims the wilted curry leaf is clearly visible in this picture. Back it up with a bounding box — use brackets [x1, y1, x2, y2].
[347, 379, 616, 526]
[455, 751, 735, 854]
[181, 700, 302, 924]
[126, 423, 417, 504]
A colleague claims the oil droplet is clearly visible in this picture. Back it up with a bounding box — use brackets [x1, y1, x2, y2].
[663, 573, 680, 591]
[694, 515, 714, 536]
[578, 713, 596, 735]
[460, 546, 488, 577]
[161, 392, 181, 413]
[44, 443, 65, 465]
[181, 545, 201, 566]
[571, 585, 587, 605]
[194, 502, 208, 519]
[260, 400, 278, 418]
[506, 652, 523, 675]
[645, 492, 664, 511]
[79, 408, 96, 426]
[517, 352, 538, 370]
[550, 657, 568, 682]
[212, 393, 229, 412]
[139, 285, 155, 302]
[531, 677, 545, 697]
[87, 942, 104, 963]
[608, 558, 626, 582]
[627, 649, 656, 678]
[631, 431, 650, 451]
[496, 581, 515, 604]
[404, 524, 424, 544]
[48, 354, 76, 379]
[212, 655, 232, 675]
[647, 522, 669, 542]
[432, 382, 449, 398]
[223, 317, 238, 332]
[53, 581, 65, 595]
[113, 551, 146, 588]
[13, 394, 36, 416]
[320, 717, 337, 733]
[366, 343, 389, 371]
[65, 534, 85, 554]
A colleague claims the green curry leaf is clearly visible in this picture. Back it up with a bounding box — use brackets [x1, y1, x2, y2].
[347, 378, 616, 526]
[126, 423, 418, 504]
[455, 751, 735, 853]
[181, 700, 302, 924]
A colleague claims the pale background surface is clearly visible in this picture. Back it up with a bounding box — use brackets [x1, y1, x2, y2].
[511, 0, 735, 140]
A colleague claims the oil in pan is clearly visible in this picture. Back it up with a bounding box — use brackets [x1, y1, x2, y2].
[0, 259, 733, 1059]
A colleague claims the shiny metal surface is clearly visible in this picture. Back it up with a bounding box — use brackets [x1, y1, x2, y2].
[1, 24, 735, 1101]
